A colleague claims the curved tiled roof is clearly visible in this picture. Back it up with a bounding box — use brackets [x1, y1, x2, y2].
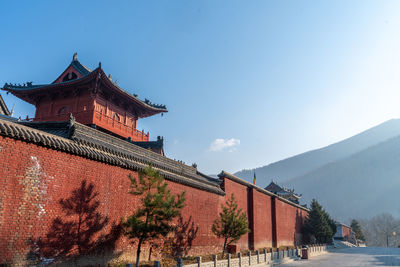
[0, 117, 224, 195]
[2, 54, 167, 116]
[70, 57, 92, 75]
[53, 53, 91, 82]
[2, 68, 167, 116]
[265, 181, 283, 193]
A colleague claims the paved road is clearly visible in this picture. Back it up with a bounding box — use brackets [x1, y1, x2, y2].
[280, 247, 400, 267]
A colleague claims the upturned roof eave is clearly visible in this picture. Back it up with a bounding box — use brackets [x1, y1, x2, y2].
[97, 68, 167, 117]
[2, 68, 168, 116]
[2, 71, 94, 93]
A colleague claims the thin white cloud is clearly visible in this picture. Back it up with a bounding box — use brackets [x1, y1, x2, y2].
[209, 138, 240, 152]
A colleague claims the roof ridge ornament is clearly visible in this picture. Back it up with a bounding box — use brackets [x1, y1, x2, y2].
[73, 53, 78, 61]
[144, 98, 167, 109]
[68, 113, 76, 137]
[69, 113, 76, 125]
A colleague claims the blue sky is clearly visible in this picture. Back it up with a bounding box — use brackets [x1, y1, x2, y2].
[1, 1, 400, 175]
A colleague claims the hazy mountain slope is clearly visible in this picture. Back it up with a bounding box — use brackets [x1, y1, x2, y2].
[235, 119, 400, 187]
[283, 135, 400, 221]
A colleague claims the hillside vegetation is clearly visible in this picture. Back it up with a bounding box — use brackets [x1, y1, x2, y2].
[234, 119, 400, 220]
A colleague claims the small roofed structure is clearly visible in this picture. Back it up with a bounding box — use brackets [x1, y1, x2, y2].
[132, 136, 165, 156]
[2, 53, 167, 144]
[334, 222, 356, 244]
[265, 181, 301, 204]
[0, 94, 10, 116]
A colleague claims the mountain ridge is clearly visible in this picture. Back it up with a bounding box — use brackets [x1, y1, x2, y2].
[283, 133, 400, 220]
[234, 119, 400, 187]
[233, 118, 400, 220]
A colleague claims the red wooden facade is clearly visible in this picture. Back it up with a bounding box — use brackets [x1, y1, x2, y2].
[3, 54, 166, 141]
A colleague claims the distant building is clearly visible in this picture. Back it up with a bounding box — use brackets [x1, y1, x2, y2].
[334, 223, 356, 244]
[265, 181, 302, 204]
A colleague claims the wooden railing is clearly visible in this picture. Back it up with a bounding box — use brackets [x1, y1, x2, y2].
[93, 110, 149, 141]
[27, 109, 149, 141]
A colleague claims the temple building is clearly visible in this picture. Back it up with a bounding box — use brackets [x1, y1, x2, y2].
[265, 181, 301, 204]
[3, 53, 167, 154]
[0, 111, 310, 265]
[0, 54, 310, 265]
[334, 223, 356, 244]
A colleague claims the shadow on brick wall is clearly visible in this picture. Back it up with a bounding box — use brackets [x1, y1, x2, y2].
[27, 180, 122, 265]
[162, 215, 199, 259]
[295, 210, 304, 246]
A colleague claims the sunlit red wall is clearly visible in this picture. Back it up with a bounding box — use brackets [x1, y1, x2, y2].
[0, 134, 308, 266]
[221, 178, 251, 250]
[341, 225, 353, 240]
[274, 199, 307, 247]
[251, 189, 274, 248]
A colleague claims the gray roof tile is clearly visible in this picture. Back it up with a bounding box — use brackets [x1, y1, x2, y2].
[1, 117, 224, 195]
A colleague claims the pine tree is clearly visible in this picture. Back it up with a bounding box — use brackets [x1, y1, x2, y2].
[351, 219, 365, 241]
[302, 199, 335, 244]
[322, 208, 337, 241]
[212, 194, 249, 257]
[123, 165, 186, 267]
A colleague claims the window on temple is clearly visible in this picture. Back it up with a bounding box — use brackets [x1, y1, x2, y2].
[113, 113, 120, 122]
[62, 72, 78, 82]
[58, 106, 68, 115]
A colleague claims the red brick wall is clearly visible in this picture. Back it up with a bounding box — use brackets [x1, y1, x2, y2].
[221, 178, 307, 250]
[274, 199, 307, 247]
[0, 134, 308, 265]
[251, 189, 273, 248]
[341, 225, 352, 240]
[221, 178, 250, 251]
[167, 183, 225, 254]
[0, 136, 224, 265]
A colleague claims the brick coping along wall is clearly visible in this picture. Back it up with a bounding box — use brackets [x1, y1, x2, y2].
[0, 116, 309, 266]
